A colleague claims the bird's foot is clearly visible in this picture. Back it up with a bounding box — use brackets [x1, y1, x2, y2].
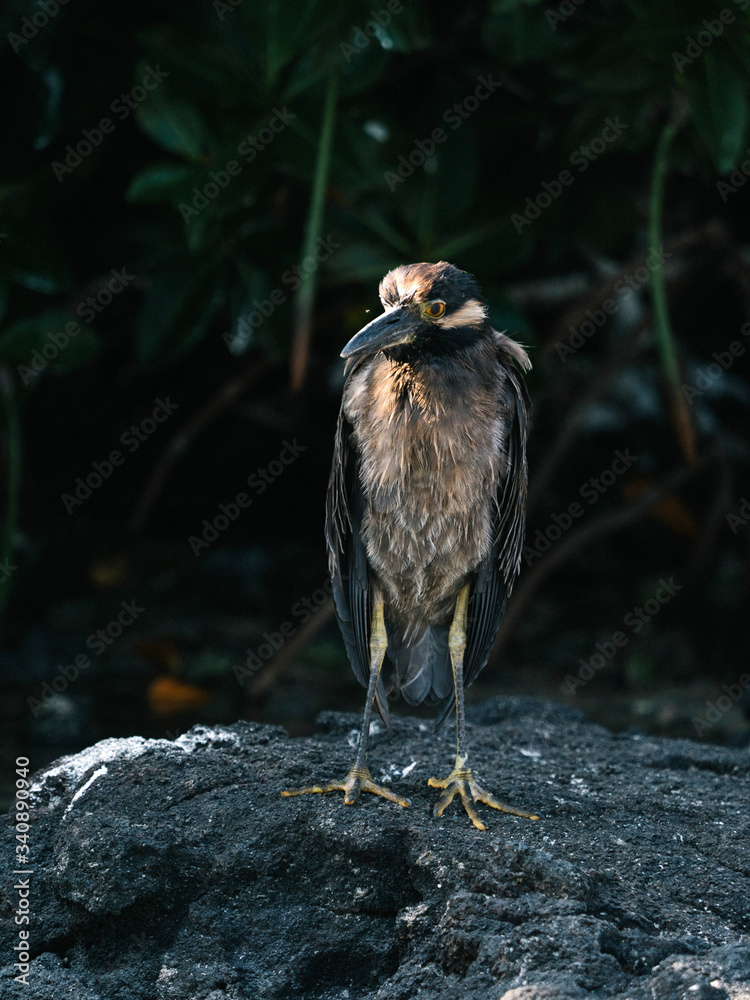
[281, 765, 410, 808]
[428, 765, 540, 831]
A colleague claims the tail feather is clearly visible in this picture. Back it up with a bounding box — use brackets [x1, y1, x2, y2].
[374, 676, 392, 728]
[386, 623, 452, 707]
[433, 692, 456, 731]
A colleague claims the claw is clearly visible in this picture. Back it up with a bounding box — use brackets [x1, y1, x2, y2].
[428, 767, 539, 830]
[282, 766, 410, 809]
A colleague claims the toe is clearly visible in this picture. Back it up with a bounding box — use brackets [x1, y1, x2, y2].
[367, 783, 410, 807]
[428, 770, 539, 827]
[460, 788, 487, 830]
[471, 782, 540, 821]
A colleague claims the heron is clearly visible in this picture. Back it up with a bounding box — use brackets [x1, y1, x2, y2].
[283, 261, 539, 829]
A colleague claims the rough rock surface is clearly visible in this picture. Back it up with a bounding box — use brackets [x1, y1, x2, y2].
[1, 697, 749, 1000]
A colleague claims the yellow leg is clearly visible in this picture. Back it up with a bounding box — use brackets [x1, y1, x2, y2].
[282, 593, 409, 810]
[428, 583, 540, 830]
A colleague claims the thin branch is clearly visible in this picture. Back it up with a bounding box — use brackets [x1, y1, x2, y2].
[545, 221, 726, 356]
[247, 598, 335, 699]
[682, 455, 732, 593]
[290, 69, 339, 392]
[0, 366, 22, 621]
[128, 360, 266, 534]
[491, 449, 717, 667]
[528, 319, 648, 510]
[649, 110, 694, 462]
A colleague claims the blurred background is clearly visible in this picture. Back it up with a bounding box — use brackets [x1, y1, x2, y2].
[2, 0, 750, 807]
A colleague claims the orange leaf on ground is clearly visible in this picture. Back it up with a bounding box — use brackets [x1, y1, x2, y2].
[147, 675, 211, 716]
[622, 477, 697, 537]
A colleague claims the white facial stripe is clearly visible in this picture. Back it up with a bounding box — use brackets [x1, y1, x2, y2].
[437, 298, 488, 328]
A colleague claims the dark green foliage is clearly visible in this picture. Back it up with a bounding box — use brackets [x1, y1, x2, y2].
[1, 0, 749, 372]
[1, 0, 750, 740]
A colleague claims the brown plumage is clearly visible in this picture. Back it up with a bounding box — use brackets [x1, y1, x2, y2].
[283, 261, 538, 829]
[327, 261, 531, 722]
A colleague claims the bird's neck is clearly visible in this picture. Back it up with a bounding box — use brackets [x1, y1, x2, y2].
[384, 335, 490, 397]
[343, 335, 499, 435]
[386, 325, 491, 364]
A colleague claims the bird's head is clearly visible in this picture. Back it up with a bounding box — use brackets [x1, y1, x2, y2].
[341, 261, 490, 360]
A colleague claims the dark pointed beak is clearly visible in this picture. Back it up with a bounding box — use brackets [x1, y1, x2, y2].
[341, 307, 421, 359]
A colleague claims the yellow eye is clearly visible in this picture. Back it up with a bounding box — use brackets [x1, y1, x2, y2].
[423, 300, 446, 319]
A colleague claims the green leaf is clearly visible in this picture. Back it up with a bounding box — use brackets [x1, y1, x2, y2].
[234, 0, 336, 95]
[484, 0, 563, 63]
[0, 214, 73, 294]
[135, 88, 215, 162]
[378, 2, 433, 54]
[688, 53, 749, 173]
[0, 310, 99, 374]
[135, 257, 223, 365]
[322, 241, 400, 285]
[127, 163, 197, 203]
[225, 267, 274, 357]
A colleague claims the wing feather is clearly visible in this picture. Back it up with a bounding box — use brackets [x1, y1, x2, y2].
[325, 359, 391, 724]
[434, 340, 530, 729]
[465, 361, 529, 684]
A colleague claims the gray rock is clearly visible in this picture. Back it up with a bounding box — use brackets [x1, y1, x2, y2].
[1, 697, 748, 999]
